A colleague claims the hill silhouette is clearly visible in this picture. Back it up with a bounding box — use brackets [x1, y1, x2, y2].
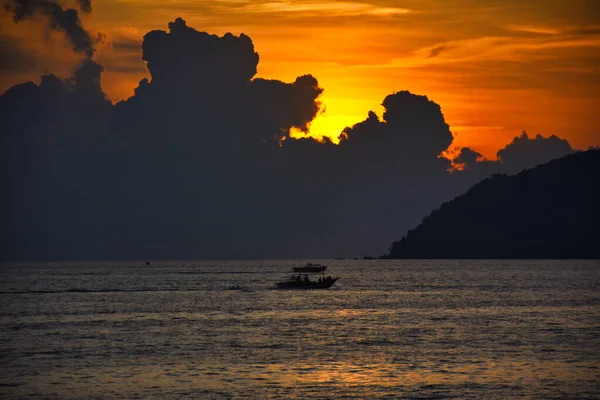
[384, 150, 600, 259]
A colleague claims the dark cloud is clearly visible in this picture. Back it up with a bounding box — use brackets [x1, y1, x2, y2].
[0, 18, 582, 261]
[452, 147, 482, 169]
[427, 44, 448, 58]
[251, 75, 324, 134]
[496, 131, 575, 173]
[142, 18, 258, 88]
[76, 0, 91, 13]
[451, 131, 576, 182]
[0, 35, 38, 71]
[0, 55, 111, 259]
[3, 0, 95, 57]
[1, 18, 326, 260]
[341, 91, 453, 158]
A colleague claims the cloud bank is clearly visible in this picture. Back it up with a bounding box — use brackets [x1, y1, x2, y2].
[0, 17, 580, 260]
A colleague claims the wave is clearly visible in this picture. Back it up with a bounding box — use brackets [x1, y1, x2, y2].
[0, 286, 264, 294]
[41, 270, 279, 276]
[0, 288, 192, 294]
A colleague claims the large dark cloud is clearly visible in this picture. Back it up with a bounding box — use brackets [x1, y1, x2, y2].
[1, 56, 111, 259]
[340, 91, 453, 162]
[0, 18, 583, 261]
[3, 0, 95, 57]
[143, 18, 257, 89]
[1, 18, 326, 260]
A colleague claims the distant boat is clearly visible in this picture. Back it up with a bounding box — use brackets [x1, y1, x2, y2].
[292, 262, 328, 273]
[275, 274, 339, 290]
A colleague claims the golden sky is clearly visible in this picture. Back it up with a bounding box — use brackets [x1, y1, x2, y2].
[1, 0, 599, 158]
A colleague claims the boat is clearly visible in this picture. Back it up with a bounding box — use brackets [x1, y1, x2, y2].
[275, 273, 339, 289]
[292, 262, 328, 273]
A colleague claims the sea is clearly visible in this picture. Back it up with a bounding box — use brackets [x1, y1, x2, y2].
[1, 260, 599, 399]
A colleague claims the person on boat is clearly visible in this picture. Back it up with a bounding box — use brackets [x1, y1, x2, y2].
[304, 275, 310, 284]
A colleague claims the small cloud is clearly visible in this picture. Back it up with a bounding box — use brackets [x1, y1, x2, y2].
[505, 25, 560, 35]
[427, 44, 449, 58]
[112, 38, 142, 52]
[451, 147, 483, 170]
[506, 24, 600, 37]
[564, 25, 600, 36]
[364, 6, 412, 16]
[76, 0, 92, 13]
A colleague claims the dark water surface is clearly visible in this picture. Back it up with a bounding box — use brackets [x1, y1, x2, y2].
[1, 260, 599, 399]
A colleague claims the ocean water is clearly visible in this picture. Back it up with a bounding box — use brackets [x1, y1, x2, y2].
[1, 260, 599, 399]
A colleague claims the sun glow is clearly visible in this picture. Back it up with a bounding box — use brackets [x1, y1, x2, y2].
[291, 113, 360, 144]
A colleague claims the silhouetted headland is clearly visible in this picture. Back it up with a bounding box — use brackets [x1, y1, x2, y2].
[383, 150, 600, 259]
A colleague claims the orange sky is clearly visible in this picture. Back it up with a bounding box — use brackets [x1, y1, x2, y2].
[1, 0, 599, 158]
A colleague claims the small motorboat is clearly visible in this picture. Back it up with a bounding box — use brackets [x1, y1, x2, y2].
[292, 262, 328, 273]
[275, 274, 339, 289]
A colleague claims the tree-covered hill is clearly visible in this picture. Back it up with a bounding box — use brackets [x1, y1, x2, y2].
[384, 150, 600, 259]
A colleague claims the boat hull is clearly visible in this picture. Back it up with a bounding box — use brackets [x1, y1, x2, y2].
[275, 278, 339, 290]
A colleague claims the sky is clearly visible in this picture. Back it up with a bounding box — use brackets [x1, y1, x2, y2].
[1, 0, 599, 158]
[0, 0, 598, 260]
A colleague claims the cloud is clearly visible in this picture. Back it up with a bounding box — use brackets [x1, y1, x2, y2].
[3, 0, 96, 57]
[75, 0, 91, 13]
[403, 30, 600, 70]
[505, 25, 561, 35]
[340, 91, 453, 162]
[566, 26, 600, 36]
[451, 131, 576, 177]
[427, 44, 449, 58]
[89, 36, 145, 75]
[112, 38, 141, 52]
[141, 18, 258, 89]
[113, 17, 322, 147]
[452, 147, 483, 170]
[1, 18, 329, 260]
[251, 74, 324, 134]
[496, 131, 575, 172]
[0, 17, 584, 261]
[0, 55, 112, 258]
